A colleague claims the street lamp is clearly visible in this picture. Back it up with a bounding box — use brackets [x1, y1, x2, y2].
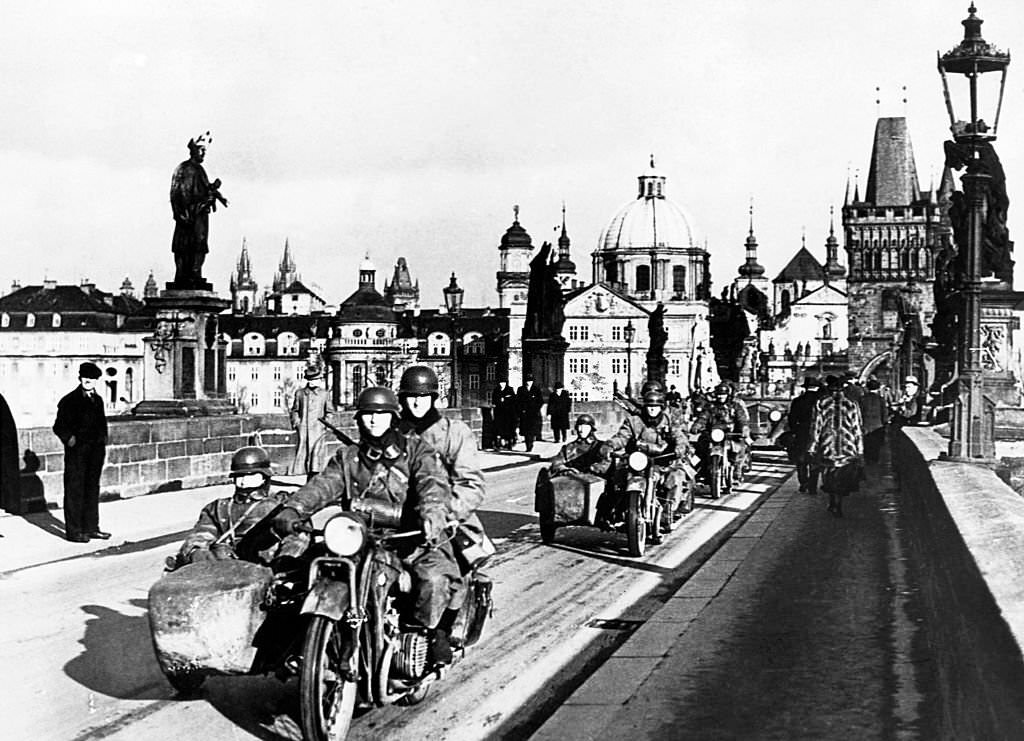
[938, 2, 1009, 460]
[624, 319, 636, 398]
[443, 272, 464, 407]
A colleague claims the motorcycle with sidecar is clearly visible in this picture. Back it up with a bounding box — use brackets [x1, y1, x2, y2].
[535, 448, 695, 557]
[149, 499, 491, 741]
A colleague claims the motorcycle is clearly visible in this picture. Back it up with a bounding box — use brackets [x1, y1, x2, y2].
[702, 426, 743, 500]
[536, 447, 694, 558]
[297, 498, 491, 741]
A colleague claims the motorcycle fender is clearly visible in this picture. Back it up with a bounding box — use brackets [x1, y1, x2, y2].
[300, 579, 351, 621]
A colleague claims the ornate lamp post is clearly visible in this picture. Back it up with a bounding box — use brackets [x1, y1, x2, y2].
[938, 2, 1009, 459]
[624, 320, 636, 397]
[443, 272, 464, 407]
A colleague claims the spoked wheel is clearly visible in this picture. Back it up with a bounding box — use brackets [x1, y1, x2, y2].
[300, 616, 358, 741]
[711, 459, 725, 500]
[626, 489, 647, 557]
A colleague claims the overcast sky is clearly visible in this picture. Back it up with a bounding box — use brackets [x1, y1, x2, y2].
[2, 0, 1022, 308]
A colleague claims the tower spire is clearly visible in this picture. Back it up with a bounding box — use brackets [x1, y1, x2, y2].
[824, 205, 846, 280]
[738, 198, 765, 279]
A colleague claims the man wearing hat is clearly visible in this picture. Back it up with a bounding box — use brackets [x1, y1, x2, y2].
[891, 375, 922, 428]
[287, 362, 334, 481]
[53, 362, 110, 542]
[787, 376, 822, 495]
[516, 374, 544, 451]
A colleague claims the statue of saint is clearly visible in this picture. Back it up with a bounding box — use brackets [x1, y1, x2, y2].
[170, 132, 228, 289]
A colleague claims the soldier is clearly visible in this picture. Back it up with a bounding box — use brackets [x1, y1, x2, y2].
[170, 446, 285, 568]
[691, 382, 752, 485]
[548, 413, 610, 477]
[274, 387, 460, 664]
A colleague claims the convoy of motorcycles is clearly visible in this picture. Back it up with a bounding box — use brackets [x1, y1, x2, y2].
[146, 384, 783, 741]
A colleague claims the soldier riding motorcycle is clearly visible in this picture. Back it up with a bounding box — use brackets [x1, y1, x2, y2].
[272, 387, 491, 741]
[691, 382, 752, 497]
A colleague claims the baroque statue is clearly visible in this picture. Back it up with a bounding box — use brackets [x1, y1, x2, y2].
[170, 132, 228, 289]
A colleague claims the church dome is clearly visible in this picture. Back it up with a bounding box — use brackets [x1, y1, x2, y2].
[599, 161, 697, 252]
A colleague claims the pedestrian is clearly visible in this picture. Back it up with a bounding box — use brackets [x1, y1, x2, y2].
[0, 391, 20, 514]
[52, 362, 110, 543]
[516, 375, 544, 451]
[890, 375, 922, 428]
[546, 382, 571, 443]
[859, 378, 888, 463]
[808, 375, 864, 517]
[287, 363, 333, 481]
[786, 376, 821, 495]
[491, 379, 517, 450]
[842, 371, 864, 402]
[665, 385, 682, 407]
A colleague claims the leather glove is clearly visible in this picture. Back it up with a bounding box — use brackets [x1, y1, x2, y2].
[188, 548, 216, 564]
[273, 507, 306, 537]
[421, 510, 450, 545]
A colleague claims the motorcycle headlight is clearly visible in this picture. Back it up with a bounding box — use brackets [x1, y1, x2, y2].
[628, 451, 649, 472]
[710, 428, 726, 443]
[323, 514, 366, 557]
[769, 409, 783, 422]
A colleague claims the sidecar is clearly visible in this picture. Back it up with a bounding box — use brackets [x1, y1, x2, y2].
[148, 559, 277, 693]
[534, 467, 607, 544]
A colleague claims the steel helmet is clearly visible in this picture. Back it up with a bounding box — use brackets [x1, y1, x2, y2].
[229, 446, 272, 477]
[399, 365, 439, 396]
[714, 382, 731, 397]
[356, 386, 401, 415]
[641, 387, 666, 406]
[575, 413, 596, 429]
[639, 379, 665, 396]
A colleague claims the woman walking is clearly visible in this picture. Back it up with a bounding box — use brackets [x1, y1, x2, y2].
[808, 375, 863, 517]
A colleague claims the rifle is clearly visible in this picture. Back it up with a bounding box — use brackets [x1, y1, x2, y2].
[318, 416, 356, 447]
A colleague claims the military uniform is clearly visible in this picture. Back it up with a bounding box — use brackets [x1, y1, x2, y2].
[607, 412, 688, 512]
[284, 431, 459, 630]
[549, 434, 610, 477]
[691, 399, 752, 475]
[176, 492, 288, 566]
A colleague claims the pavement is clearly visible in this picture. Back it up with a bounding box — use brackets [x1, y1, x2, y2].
[0, 440, 564, 576]
[532, 443, 937, 740]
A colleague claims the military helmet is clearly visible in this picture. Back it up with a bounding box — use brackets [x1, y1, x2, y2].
[399, 365, 439, 396]
[714, 382, 731, 397]
[639, 379, 665, 396]
[575, 413, 596, 429]
[641, 387, 666, 406]
[229, 446, 272, 478]
[356, 386, 401, 415]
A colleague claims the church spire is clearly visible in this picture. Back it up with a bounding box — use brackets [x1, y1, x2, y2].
[824, 205, 846, 280]
[738, 199, 765, 278]
[273, 238, 299, 293]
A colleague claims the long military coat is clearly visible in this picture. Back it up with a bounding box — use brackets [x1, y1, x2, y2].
[288, 386, 333, 475]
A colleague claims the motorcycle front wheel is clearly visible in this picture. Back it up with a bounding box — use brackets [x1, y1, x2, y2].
[626, 489, 647, 557]
[301, 616, 358, 741]
[711, 458, 725, 500]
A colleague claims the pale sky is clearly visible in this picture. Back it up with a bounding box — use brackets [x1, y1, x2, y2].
[2, 0, 1022, 308]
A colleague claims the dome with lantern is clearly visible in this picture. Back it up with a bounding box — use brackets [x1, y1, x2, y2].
[598, 157, 698, 252]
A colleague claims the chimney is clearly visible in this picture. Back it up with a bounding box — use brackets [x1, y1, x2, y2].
[10, 279, 21, 294]
[43, 279, 57, 290]
[80, 278, 95, 294]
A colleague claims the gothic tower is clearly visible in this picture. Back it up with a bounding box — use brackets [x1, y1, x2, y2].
[383, 256, 420, 311]
[843, 116, 946, 375]
[272, 238, 299, 293]
[230, 238, 259, 314]
[553, 203, 578, 289]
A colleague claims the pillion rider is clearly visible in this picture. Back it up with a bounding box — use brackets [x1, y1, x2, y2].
[605, 382, 688, 531]
[690, 382, 752, 481]
[397, 365, 494, 573]
[169, 446, 286, 570]
[272, 386, 461, 665]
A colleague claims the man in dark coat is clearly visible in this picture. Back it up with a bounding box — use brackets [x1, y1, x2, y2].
[787, 376, 821, 495]
[546, 382, 572, 443]
[53, 362, 110, 542]
[516, 375, 544, 451]
[490, 380, 518, 450]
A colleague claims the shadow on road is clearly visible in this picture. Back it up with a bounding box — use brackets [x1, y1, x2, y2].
[63, 598, 167, 700]
[477, 508, 536, 539]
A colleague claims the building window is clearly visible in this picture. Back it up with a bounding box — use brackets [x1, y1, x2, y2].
[611, 325, 622, 342]
[273, 365, 282, 381]
[485, 364, 496, 383]
[636, 265, 651, 292]
[670, 358, 681, 375]
[568, 325, 589, 341]
[227, 367, 236, 382]
[612, 358, 624, 374]
[428, 332, 450, 356]
[464, 333, 484, 355]
[250, 393, 258, 408]
[1, 313, 8, 328]
[25, 313, 35, 328]
[52, 313, 61, 328]
[468, 373, 480, 390]
[273, 391, 282, 408]
[375, 365, 387, 386]
[568, 357, 590, 374]
[250, 367, 259, 381]
[673, 265, 686, 296]
[278, 332, 299, 356]
[243, 332, 265, 356]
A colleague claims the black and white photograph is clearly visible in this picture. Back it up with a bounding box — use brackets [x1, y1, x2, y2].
[2, 1, 1024, 738]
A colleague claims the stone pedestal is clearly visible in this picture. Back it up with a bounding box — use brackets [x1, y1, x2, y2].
[523, 336, 568, 392]
[980, 286, 1024, 406]
[135, 290, 234, 417]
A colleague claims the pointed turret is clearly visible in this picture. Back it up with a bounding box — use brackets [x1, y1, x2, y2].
[553, 202, 577, 287]
[384, 256, 420, 311]
[824, 206, 846, 281]
[737, 202, 766, 279]
[864, 117, 921, 205]
[272, 238, 298, 293]
[143, 271, 159, 299]
[231, 237, 259, 314]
